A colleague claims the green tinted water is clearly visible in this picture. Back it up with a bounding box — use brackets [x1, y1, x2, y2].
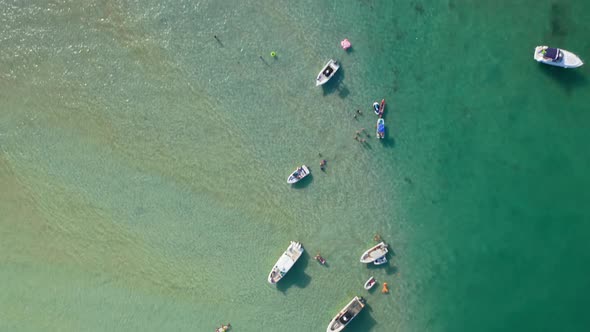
[1, 0, 590, 331]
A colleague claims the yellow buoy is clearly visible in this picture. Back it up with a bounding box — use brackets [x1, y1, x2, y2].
[270, 51, 276, 57]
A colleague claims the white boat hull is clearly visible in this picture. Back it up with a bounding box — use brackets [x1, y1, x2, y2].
[373, 102, 380, 115]
[287, 165, 310, 184]
[268, 241, 304, 284]
[364, 277, 376, 290]
[316, 59, 340, 86]
[534, 46, 583, 68]
[326, 296, 365, 332]
[360, 242, 388, 263]
[373, 256, 387, 265]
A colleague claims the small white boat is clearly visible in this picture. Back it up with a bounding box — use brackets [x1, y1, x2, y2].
[316, 59, 340, 86]
[360, 242, 388, 263]
[268, 241, 304, 284]
[287, 165, 310, 184]
[215, 323, 231, 332]
[373, 256, 387, 265]
[326, 296, 366, 332]
[533, 46, 583, 68]
[376, 118, 385, 139]
[364, 276, 376, 290]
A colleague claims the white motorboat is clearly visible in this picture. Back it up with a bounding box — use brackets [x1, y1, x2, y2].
[533, 46, 583, 68]
[267, 241, 304, 284]
[326, 296, 366, 332]
[373, 102, 380, 115]
[373, 256, 387, 265]
[360, 241, 388, 263]
[363, 277, 376, 290]
[316, 59, 340, 86]
[376, 118, 385, 139]
[287, 165, 310, 184]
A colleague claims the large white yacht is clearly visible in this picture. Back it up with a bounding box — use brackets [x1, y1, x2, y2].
[267, 241, 304, 284]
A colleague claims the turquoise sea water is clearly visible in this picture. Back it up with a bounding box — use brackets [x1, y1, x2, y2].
[1, 0, 590, 331]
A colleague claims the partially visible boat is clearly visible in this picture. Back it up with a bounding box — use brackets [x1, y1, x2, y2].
[360, 242, 388, 263]
[533, 46, 583, 68]
[215, 323, 231, 332]
[268, 241, 304, 284]
[287, 165, 310, 184]
[364, 277, 376, 290]
[316, 59, 340, 86]
[376, 118, 385, 139]
[326, 296, 366, 332]
[373, 256, 387, 265]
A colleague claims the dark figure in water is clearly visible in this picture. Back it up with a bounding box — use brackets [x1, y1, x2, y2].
[314, 253, 326, 265]
[320, 159, 327, 171]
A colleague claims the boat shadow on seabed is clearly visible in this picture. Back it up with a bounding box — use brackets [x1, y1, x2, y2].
[291, 172, 314, 189]
[321, 67, 348, 98]
[365, 247, 398, 276]
[537, 63, 588, 93]
[344, 303, 377, 332]
[380, 135, 395, 149]
[366, 263, 398, 276]
[276, 251, 311, 293]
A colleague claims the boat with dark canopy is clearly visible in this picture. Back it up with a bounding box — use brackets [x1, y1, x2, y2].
[316, 59, 340, 86]
[287, 165, 310, 184]
[326, 296, 366, 332]
[534, 46, 583, 68]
